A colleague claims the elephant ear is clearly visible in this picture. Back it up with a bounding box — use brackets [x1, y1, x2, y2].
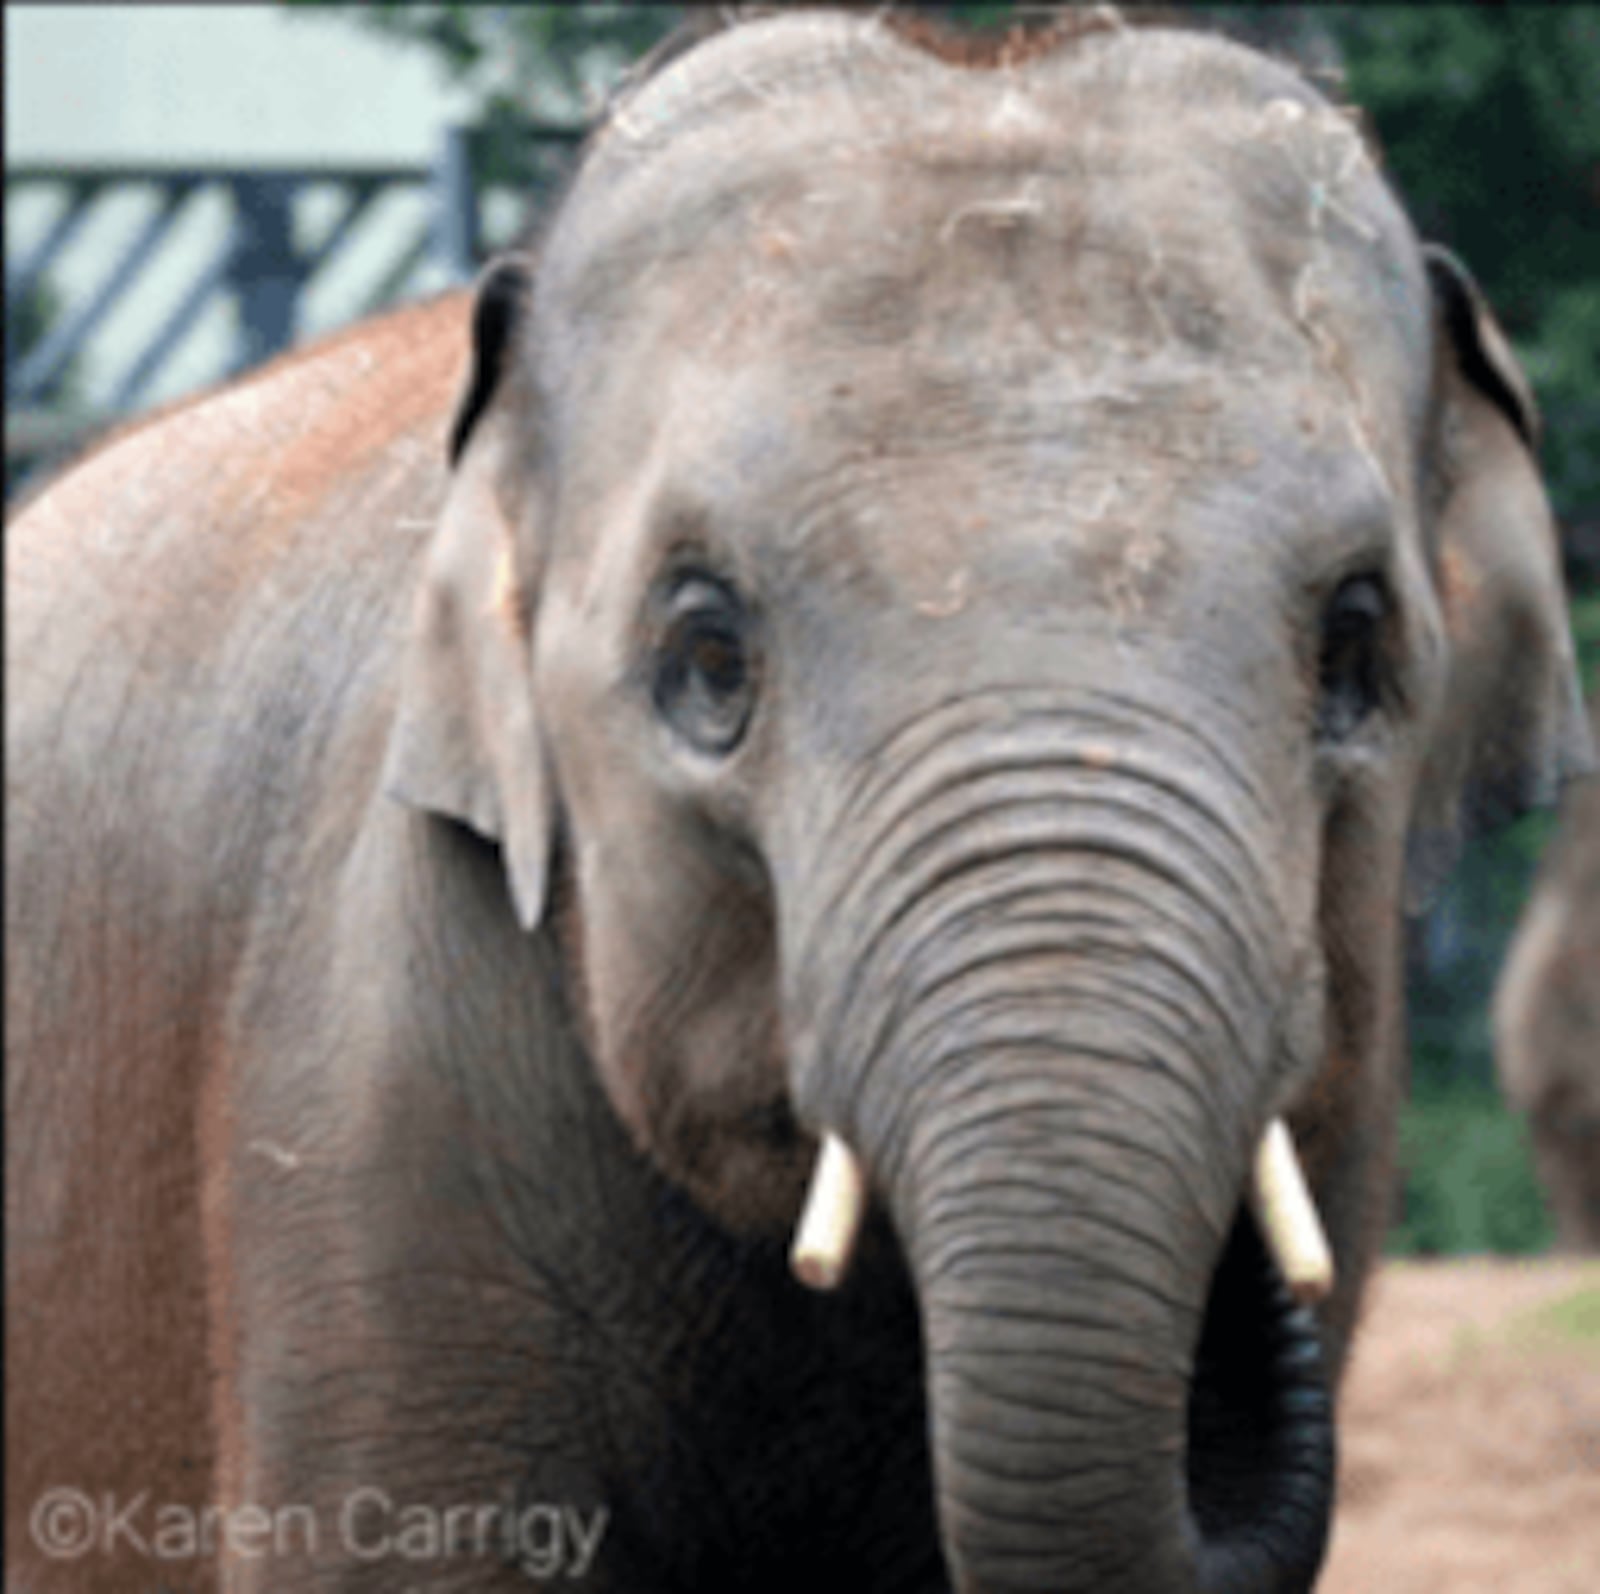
[1406, 246, 1595, 909]
[383, 255, 553, 930]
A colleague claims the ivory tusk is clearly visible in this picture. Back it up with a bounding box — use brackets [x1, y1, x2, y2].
[1252, 1118, 1335, 1306]
[790, 1132, 867, 1291]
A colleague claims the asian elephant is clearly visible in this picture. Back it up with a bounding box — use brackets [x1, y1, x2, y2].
[7, 11, 1593, 1594]
[1495, 692, 1600, 1252]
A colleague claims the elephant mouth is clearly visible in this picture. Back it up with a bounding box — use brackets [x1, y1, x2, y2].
[1185, 1207, 1335, 1593]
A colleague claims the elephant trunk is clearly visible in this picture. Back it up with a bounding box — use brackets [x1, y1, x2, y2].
[786, 700, 1335, 1592]
[902, 1066, 1333, 1593]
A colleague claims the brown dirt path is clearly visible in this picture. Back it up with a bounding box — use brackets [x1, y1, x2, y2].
[1322, 1259, 1600, 1593]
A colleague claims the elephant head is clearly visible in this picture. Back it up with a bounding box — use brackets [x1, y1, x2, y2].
[385, 12, 1592, 1592]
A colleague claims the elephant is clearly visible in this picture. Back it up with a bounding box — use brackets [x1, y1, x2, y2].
[7, 11, 1593, 1594]
[1495, 692, 1600, 1251]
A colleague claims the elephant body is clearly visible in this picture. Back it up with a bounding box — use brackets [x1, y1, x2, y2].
[7, 12, 1592, 1594]
[1495, 695, 1600, 1251]
[6, 296, 937, 1591]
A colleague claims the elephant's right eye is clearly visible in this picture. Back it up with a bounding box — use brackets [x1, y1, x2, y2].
[652, 574, 757, 755]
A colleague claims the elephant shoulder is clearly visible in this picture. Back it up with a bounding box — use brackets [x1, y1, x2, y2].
[9, 289, 474, 637]
[6, 292, 482, 953]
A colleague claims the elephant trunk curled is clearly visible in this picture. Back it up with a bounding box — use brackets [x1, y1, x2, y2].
[784, 699, 1334, 1592]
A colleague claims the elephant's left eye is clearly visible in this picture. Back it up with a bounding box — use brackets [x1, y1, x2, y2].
[1316, 573, 1391, 741]
[653, 574, 757, 755]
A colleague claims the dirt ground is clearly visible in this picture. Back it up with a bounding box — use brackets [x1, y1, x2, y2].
[1321, 1259, 1600, 1593]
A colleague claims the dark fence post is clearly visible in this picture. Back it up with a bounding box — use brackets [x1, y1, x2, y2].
[229, 174, 303, 371]
[6, 128, 584, 496]
[13, 182, 193, 404]
[432, 125, 481, 283]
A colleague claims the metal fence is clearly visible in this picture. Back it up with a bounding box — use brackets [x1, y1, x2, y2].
[5, 123, 583, 496]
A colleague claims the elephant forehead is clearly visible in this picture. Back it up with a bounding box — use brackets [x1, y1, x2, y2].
[539, 20, 1427, 405]
[561, 146, 1380, 376]
[684, 173, 1289, 381]
[643, 351, 1390, 634]
[545, 123, 1427, 527]
[538, 18, 1431, 610]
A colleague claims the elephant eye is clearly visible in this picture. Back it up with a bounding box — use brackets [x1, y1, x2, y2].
[1316, 573, 1390, 741]
[653, 574, 757, 755]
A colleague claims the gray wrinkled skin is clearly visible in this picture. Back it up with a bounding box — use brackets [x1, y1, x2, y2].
[7, 12, 1592, 1594]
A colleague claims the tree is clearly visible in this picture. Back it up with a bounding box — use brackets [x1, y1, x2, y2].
[285, 3, 687, 184]
[1331, 7, 1600, 546]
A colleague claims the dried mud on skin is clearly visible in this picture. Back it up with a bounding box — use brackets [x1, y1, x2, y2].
[1323, 1259, 1600, 1593]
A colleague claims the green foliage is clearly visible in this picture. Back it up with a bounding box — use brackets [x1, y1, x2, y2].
[1571, 582, 1600, 697]
[1328, 7, 1600, 531]
[1389, 1087, 1555, 1256]
[5, 277, 88, 498]
[1511, 1283, 1600, 1347]
[7, 277, 81, 405]
[285, 1, 680, 109]
[920, 2, 1033, 26]
[283, 3, 684, 183]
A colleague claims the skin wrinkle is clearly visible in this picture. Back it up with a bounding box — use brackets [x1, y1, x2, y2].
[800, 819, 1312, 1209]
[934, 1414, 1171, 1485]
[931, 1346, 1194, 1418]
[866, 922, 1265, 1121]
[884, 1001, 1230, 1197]
[881, 992, 1233, 1174]
[812, 704, 1286, 953]
[929, 1322, 1190, 1388]
[931, 1357, 1182, 1445]
[864, 1034, 1242, 1277]
[935, 1440, 1180, 1520]
[930, 1308, 1196, 1383]
[820, 867, 1271, 1160]
[902, 1052, 1230, 1234]
[816, 684, 1284, 855]
[840, 819, 1272, 1019]
[894, 908, 1267, 1035]
[905, 1068, 1215, 1195]
[915, 1193, 1200, 1308]
[800, 736, 1299, 1133]
[840, 728, 1284, 916]
[900, 969, 1253, 1135]
[844, 771, 1284, 969]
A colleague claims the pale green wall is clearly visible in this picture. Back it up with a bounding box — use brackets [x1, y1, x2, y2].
[6, 5, 457, 162]
[6, 6, 468, 410]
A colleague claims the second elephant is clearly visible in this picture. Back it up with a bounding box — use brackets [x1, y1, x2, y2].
[1496, 692, 1600, 1251]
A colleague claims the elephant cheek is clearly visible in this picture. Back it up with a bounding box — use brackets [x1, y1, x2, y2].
[565, 843, 807, 1233]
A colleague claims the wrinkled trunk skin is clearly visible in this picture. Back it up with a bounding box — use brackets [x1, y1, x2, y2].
[909, 1061, 1216, 1592]
[785, 697, 1317, 1593]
